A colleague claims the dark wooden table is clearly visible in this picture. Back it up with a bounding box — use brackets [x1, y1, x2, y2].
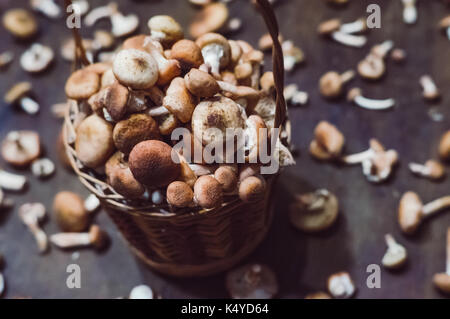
[0, 0, 449, 299]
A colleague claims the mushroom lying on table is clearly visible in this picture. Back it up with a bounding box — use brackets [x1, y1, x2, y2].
[20, 43, 54, 73]
[319, 70, 355, 99]
[358, 41, 393, 80]
[433, 228, 450, 294]
[420, 75, 440, 101]
[439, 130, 450, 162]
[1, 131, 41, 167]
[226, 264, 278, 299]
[317, 18, 367, 48]
[2, 9, 38, 39]
[19, 203, 48, 253]
[327, 272, 356, 299]
[129, 285, 155, 299]
[4, 82, 40, 115]
[189, 2, 229, 38]
[409, 160, 445, 180]
[53, 191, 92, 232]
[382, 234, 408, 269]
[50, 225, 108, 251]
[309, 121, 345, 161]
[0, 169, 27, 192]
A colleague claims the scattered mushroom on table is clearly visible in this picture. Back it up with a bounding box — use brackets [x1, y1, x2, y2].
[433, 228, 450, 294]
[382, 234, 408, 269]
[226, 264, 278, 299]
[19, 203, 49, 254]
[50, 225, 109, 251]
[327, 272, 356, 299]
[309, 121, 345, 161]
[409, 160, 446, 181]
[4, 82, 40, 115]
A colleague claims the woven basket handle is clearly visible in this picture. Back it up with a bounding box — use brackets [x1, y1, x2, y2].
[64, 0, 286, 128]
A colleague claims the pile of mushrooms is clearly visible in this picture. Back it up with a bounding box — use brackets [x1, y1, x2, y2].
[64, 16, 293, 212]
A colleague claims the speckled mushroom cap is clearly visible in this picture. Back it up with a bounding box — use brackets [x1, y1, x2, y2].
[226, 264, 278, 299]
[398, 191, 424, 235]
[194, 175, 223, 209]
[148, 15, 184, 47]
[184, 68, 220, 98]
[239, 176, 266, 203]
[1, 130, 41, 167]
[319, 71, 344, 98]
[2, 9, 38, 39]
[171, 39, 204, 71]
[214, 166, 238, 193]
[53, 191, 89, 232]
[65, 69, 101, 100]
[163, 77, 196, 123]
[166, 181, 194, 208]
[189, 3, 229, 38]
[98, 82, 130, 121]
[105, 152, 145, 198]
[129, 140, 180, 187]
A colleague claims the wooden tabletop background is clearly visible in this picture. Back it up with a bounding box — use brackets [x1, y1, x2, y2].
[0, 0, 449, 299]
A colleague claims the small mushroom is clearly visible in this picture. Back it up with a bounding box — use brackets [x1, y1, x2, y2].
[438, 15, 450, 40]
[166, 181, 194, 208]
[305, 292, 332, 299]
[347, 88, 395, 110]
[226, 264, 278, 299]
[319, 70, 355, 98]
[439, 130, 450, 161]
[170, 39, 204, 72]
[398, 191, 450, 235]
[358, 40, 393, 80]
[75, 115, 115, 169]
[0, 51, 14, 69]
[157, 113, 179, 136]
[109, 4, 139, 38]
[409, 160, 445, 180]
[2, 9, 38, 39]
[184, 68, 220, 98]
[53, 191, 90, 232]
[402, 0, 417, 24]
[50, 225, 108, 250]
[4, 82, 40, 115]
[65, 69, 101, 100]
[113, 49, 159, 90]
[309, 121, 345, 161]
[390, 48, 407, 63]
[327, 272, 355, 299]
[433, 228, 450, 294]
[196, 33, 231, 76]
[31, 158, 55, 178]
[258, 33, 284, 52]
[282, 40, 305, 72]
[194, 175, 223, 209]
[1, 131, 41, 167]
[283, 84, 309, 106]
[148, 15, 184, 48]
[239, 175, 266, 203]
[289, 189, 339, 233]
[420, 75, 440, 101]
[90, 82, 129, 121]
[0, 169, 27, 191]
[163, 77, 196, 123]
[18, 203, 48, 253]
[129, 285, 154, 299]
[214, 165, 238, 193]
[30, 0, 61, 19]
[318, 18, 367, 48]
[189, 2, 229, 38]
[106, 152, 145, 199]
[382, 234, 408, 269]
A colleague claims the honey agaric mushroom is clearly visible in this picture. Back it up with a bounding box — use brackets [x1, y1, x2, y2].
[409, 160, 446, 180]
[239, 176, 266, 203]
[0, 169, 27, 191]
[31, 158, 55, 178]
[309, 121, 345, 161]
[129, 140, 180, 187]
[194, 175, 223, 209]
[402, 0, 418, 24]
[106, 152, 145, 198]
[148, 15, 184, 48]
[113, 49, 159, 90]
[166, 181, 194, 208]
[382, 234, 408, 269]
[4, 82, 40, 115]
[398, 191, 450, 235]
[50, 225, 108, 250]
[163, 77, 196, 123]
[190, 2, 229, 38]
[75, 115, 115, 169]
[171, 39, 204, 72]
[420, 75, 441, 101]
[289, 189, 339, 233]
[20, 43, 54, 73]
[19, 203, 48, 253]
[157, 113, 179, 136]
[439, 130, 450, 161]
[327, 272, 356, 299]
[143, 38, 181, 86]
[358, 40, 393, 80]
[109, 4, 139, 38]
[2, 9, 38, 39]
[433, 228, 450, 294]
[90, 82, 129, 121]
[53, 191, 90, 232]
[129, 285, 155, 299]
[319, 70, 355, 99]
[113, 114, 160, 154]
[317, 18, 367, 48]
[244, 115, 267, 163]
[305, 292, 332, 299]
[196, 33, 231, 76]
[347, 88, 395, 110]
[65, 69, 101, 100]
[214, 166, 238, 193]
[226, 264, 278, 299]
[184, 68, 220, 98]
[258, 33, 283, 52]
[1, 131, 41, 167]
[282, 40, 305, 72]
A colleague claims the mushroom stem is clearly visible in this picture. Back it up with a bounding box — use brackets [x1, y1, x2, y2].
[331, 31, 367, 48]
[341, 149, 374, 164]
[422, 196, 450, 217]
[371, 40, 394, 58]
[402, 0, 417, 24]
[20, 96, 40, 115]
[340, 70, 355, 83]
[339, 18, 366, 34]
[0, 169, 27, 191]
[201, 45, 222, 75]
[29, 223, 49, 252]
[385, 233, 397, 249]
[349, 89, 395, 110]
[147, 105, 170, 117]
[32, 0, 61, 18]
[446, 228, 450, 275]
[50, 232, 91, 248]
[420, 75, 440, 100]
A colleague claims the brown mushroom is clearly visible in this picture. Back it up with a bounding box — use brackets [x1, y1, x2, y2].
[114, 113, 160, 153]
[157, 113, 179, 136]
[196, 33, 231, 76]
[194, 175, 223, 209]
[226, 264, 278, 299]
[189, 3, 229, 38]
[2, 9, 38, 39]
[214, 165, 238, 193]
[409, 160, 446, 180]
[319, 70, 355, 99]
[53, 191, 90, 232]
[433, 228, 450, 294]
[184, 68, 220, 98]
[171, 39, 204, 72]
[163, 77, 196, 123]
[105, 152, 145, 198]
[4, 82, 40, 115]
[439, 130, 450, 161]
[50, 224, 108, 251]
[239, 175, 266, 203]
[90, 82, 130, 122]
[1, 130, 41, 167]
[166, 181, 194, 208]
[309, 121, 345, 161]
[147, 15, 184, 48]
[65, 69, 101, 100]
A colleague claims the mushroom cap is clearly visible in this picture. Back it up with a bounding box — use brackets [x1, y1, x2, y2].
[157, 113, 179, 136]
[53, 191, 89, 232]
[189, 3, 229, 38]
[122, 34, 148, 51]
[163, 77, 196, 123]
[346, 87, 362, 102]
[194, 175, 223, 209]
[382, 243, 407, 269]
[214, 166, 238, 193]
[317, 18, 342, 35]
[184, 69, 220, 98]
[433, 273, 450, 294]
[1, 130, 41, 167]
[105, 152, 145, 198]
[113, 49, 159, 90]
[166, 181, 194, 208]
[171, 39, 204, 71]
[75, 115, 115, 168]
[245, 115, 267, 163]
[148, 15, 184, 46]
[129, 285, 154, 299]
[357, 54, 385, 80]
[196, 33, 231, 69]
[319, 71, 343, 98]
[88, 225, 108, 250]
[229, 40, 243, 66]
[113, 113, 160, 154]
[363, 143, 398, 183]
[238, 164, 260, 182]
[129, 140, 180, 187]
[439, 130, 450, 161]
[4, 82, 32, 104]
[84, 62, 113, 75]
[260, 71, 275, 93]
[20, 43, 54, 73]
[327, 272, 355, 299]
[65, 69, 101, 100]
[305, 292, 332, 299]
[309, 139, 334, 161]
[424, 160, 445, 179]
[239, 175, 266, 203]
[314, 121, 345, 157]
[226, 264, 278, 299]
[99, 82, 130, 122]
[398, 191, 424, 235]
[191, 96, 246, 146]
[289, 189, 339, 233]
[2, 9, 38, 39]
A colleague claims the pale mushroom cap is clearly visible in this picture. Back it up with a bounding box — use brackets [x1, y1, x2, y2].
[166, 181, 194, 208]
[382, 243, 407, 269]
[327, 272, 355, 299]
[53, 191, 89, 232]
[214, 166, 238, 193]
[319, 71, 343, 98]
[129, 285, 154, 299]
[398, 191, 423, 235]
[184, 68, 220, 98]
[357, 55, 385, 80]
[65, 69, 101, 100]
[75, 115, 115, 169]
[171, 39, 204, 71]
[194, 175, 223, 209]
[439, 130, 450, 161]
[113, 49, 159, 90]
[163, 77, 196, 123]
[433, 273, 450, 294]
[148, 15, 184, 46]
[1, 130, 41, 167]
[157, 113, 179, 136]
[314, 121, 345, 157]
[317, 18, 341, 35]
[226, 264, 278, 299]
[2, 9, 38, 38]
[20, 43, 54, 73]
[189, 3, 229, 38]
[4, 82, 32, 104]
[239, 176, 266, 203]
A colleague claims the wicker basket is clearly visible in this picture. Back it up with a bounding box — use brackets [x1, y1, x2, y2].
[63, 0, 287, 277]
